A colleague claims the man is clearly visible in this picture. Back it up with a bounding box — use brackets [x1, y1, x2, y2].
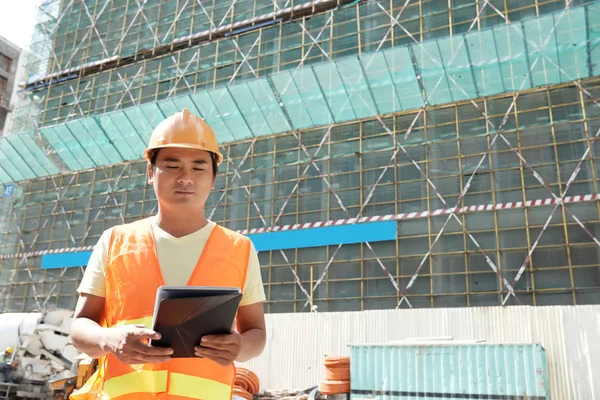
[0, 347, 13, 383]
[70, 109, 267, 400]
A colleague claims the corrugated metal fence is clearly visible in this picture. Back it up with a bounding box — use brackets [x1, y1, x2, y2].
[350, 343, 551, 399]
[238, 305, 600, 399]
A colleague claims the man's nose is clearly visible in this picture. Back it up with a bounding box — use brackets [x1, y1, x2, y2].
[177, 169, 193, 185]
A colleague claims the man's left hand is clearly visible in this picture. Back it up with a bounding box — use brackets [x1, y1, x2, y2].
[195, 331, 242, 366]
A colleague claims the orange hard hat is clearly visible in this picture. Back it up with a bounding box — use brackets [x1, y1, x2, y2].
[144, 109, 223, 165]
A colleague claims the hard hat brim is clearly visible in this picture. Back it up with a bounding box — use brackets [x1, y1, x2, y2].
[144, 143, 223, 165]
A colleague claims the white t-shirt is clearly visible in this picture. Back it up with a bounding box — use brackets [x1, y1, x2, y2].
[77, 219, 266, 307]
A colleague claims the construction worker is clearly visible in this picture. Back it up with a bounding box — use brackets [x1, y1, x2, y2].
[70, 109, 267, 399]
[0, 347, 13, 383]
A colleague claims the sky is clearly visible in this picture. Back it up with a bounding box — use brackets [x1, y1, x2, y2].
[0, 0, 39, 50]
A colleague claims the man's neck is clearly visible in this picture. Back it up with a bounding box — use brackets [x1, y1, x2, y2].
[154, 209, 209, 238]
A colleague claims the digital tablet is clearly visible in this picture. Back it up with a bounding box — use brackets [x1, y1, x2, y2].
[149, 286, 242, 358]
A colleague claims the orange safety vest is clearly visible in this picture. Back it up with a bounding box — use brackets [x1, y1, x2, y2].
[70, 218, 251, 400]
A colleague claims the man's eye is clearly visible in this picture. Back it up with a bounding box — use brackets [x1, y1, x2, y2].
[193, 168, 204, 171]
[166, 166, 178, 169]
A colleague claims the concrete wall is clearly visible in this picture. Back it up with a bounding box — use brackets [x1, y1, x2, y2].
[238, 305, 600, 400]
[2, 48, 28, 136]
[0, 36, 22, 135]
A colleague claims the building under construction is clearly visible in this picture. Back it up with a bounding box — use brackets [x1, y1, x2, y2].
[0, 0, 599, 316]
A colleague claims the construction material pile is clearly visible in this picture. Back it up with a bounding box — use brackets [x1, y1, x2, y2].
[318, 356, 350, 395]
[234, 367, 260, 400]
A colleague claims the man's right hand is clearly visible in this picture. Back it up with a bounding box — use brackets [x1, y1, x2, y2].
[103, 324, 174, 364]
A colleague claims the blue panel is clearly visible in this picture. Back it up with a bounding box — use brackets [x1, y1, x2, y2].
[42, 222, 396, 268]
[248, 221, 396, 252]
[2, 183, 15, 197]
[42, 251, 93, 269]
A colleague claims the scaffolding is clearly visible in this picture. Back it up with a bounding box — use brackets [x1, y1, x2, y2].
[7, 0, 59, 135]
[0, 0, 600, 313]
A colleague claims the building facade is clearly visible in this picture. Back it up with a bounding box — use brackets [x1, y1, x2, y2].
[0, 37, 23, 137]
[0, 0, 599, 313]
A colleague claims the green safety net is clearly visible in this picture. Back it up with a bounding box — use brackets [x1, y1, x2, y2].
[0, 134, 60, 184]
[1, 3, 598, 184]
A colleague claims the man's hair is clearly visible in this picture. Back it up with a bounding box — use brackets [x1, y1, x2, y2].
[149, 149, 219, 178]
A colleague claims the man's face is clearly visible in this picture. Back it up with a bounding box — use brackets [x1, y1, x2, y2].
[148, 147, 215, 211]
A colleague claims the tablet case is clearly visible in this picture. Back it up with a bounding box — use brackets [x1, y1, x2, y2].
[149, 287, 242, 358]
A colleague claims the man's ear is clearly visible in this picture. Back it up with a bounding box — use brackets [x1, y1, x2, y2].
[147, 163, 154, 184]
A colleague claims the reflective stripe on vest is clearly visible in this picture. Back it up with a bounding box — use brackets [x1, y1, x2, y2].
[71, 218, 250, 400]
[103, 371, 232, 399]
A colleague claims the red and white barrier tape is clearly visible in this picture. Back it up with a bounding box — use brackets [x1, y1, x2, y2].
[242, 193, 600, 233]
[1, 193, 598, 261]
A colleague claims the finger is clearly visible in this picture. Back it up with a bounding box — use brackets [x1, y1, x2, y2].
[200, 335, 221, 343]
[194, 349, 232, 366]
[131, 341, 174, 356]
[130, 327, 161, 340]
[195, 346, 234, 360]
[201, 335, 234, 344]
[197, 340, 228, 350]
[200, 335, 237, 350]
[117, 347, 172, 363]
